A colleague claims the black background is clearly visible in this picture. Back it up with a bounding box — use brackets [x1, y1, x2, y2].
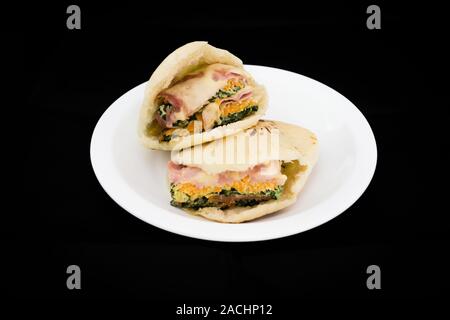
[7, 1, 449, 304]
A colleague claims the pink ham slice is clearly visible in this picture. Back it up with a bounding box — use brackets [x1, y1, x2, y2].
[168, 161, 287, 189]
[212, 67, 245, 81]
[218, 88, 253, 106]
[168, 161, 202, 183]
[155, 93, 185, 128]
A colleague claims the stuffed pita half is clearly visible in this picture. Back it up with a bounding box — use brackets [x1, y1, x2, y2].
[138, 41, 267, 150]
[167, 120, 319, 223]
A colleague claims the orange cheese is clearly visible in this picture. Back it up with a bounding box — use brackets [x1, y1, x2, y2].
[220, 99, 254, 117]
[187, 121, 195, 133]
[162, 128, 176, 136]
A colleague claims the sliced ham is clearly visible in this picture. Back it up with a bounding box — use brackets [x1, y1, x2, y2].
[155, 93, 185, 128]
[167, 160, 287, 189]
[218, 88, 253, 106]
[212, 67, 245, 81]
[168, 161, 201, 183]
[157, 63, 248, 128]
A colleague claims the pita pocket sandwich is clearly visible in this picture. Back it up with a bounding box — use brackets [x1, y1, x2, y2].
[167, 120, 319, 223]
[138, 41, 267, 150]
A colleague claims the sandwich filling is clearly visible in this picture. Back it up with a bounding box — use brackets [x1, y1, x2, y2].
[147, 63, 259, 142]
[168, 160, 287, 209]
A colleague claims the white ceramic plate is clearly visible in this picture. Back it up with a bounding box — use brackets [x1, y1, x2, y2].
[90, 65, 377, 242]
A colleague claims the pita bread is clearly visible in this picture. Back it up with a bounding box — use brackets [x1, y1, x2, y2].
[171, 120, 319, 223]
[138, 41, 267, 150]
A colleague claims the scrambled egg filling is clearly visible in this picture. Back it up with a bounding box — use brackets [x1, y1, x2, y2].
[172, 176, 280, 202]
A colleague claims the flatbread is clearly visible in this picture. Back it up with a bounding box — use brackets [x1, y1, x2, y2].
[171, 120, 319, 223]
[138, 41, 267, 150]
